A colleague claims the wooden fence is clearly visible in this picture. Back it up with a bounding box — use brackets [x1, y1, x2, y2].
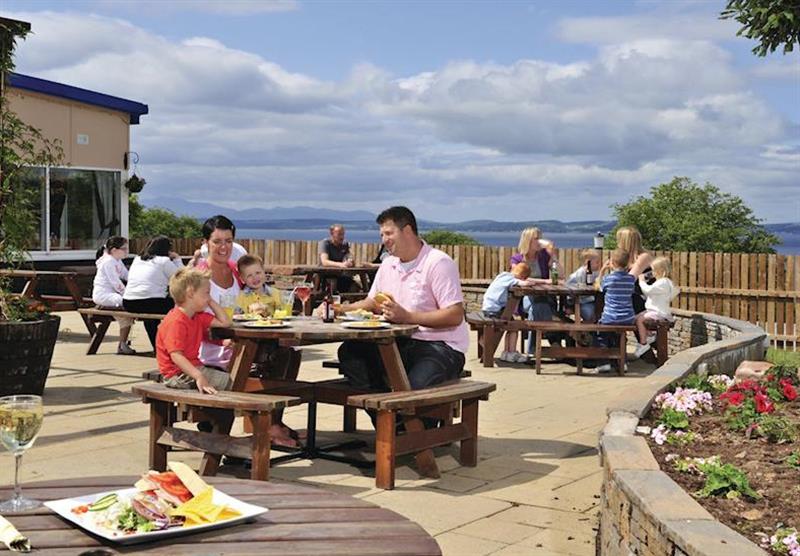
[130, 238, 799, 348]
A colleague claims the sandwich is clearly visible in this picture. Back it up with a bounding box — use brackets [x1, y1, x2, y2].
[374, 291, 395, 305]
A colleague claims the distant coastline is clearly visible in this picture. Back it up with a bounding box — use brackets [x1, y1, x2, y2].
[238, 228, 800, 255]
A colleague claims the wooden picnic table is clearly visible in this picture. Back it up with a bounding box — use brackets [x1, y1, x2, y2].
[265, 265, 378, 313]
[481, 281, 598, 367]
[0, 476, 441, 555]
[211, 319, 444, 480]
[0, 268, 95, 334]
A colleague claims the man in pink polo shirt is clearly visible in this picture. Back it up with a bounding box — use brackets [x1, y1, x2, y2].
[336, 206, 469, 394]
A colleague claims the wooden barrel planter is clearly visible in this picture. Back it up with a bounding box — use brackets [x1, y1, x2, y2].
[0, 315, 60, 396]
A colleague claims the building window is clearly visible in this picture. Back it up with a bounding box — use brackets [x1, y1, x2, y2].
[24, 167, 122, 252]
[15, 167, 47, 251]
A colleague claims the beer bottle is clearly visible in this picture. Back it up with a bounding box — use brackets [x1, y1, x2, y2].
[550, 260, 559, 285]
[322, 284, 335, 323]
[585, 260, 594, 285]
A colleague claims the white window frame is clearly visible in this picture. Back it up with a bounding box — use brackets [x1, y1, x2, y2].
[29, 165, 128, 262]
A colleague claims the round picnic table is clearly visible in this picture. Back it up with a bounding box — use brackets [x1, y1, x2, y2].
[0, 476, 441, 555]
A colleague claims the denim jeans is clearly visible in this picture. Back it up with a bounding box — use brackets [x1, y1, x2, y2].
[338, 338, 465, 392]
[522, 295, 556, 353]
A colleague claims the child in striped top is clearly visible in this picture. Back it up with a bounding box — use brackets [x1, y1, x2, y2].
[598, 249, 636, 326]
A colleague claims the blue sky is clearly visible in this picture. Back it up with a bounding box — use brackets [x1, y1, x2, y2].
[3, 0, 799, 222]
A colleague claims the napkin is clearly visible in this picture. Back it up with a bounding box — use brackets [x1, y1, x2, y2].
[0, 514, 30, 553]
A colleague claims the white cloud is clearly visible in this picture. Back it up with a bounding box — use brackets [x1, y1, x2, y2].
[557, 12, 739, 44]
[4, 8, 798, 223]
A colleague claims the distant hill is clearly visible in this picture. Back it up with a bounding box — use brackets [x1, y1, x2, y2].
[144, 196, 375, 221]
[141, 197, 797, 237]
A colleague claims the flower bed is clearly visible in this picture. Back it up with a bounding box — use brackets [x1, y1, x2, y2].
[641, 365, 800, 555]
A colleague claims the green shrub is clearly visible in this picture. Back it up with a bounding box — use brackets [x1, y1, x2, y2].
[420, 230, 479, 245]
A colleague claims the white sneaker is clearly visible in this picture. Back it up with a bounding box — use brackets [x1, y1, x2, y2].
[597, 363, 613, 373]
[633, 343, 652, 358]
[512, 352, 529, 363]
[499, 351, 514, 362]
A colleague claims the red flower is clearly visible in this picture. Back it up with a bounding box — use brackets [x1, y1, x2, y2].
[720, 391, 745, 406]
[766, 373, 776, 382]
[754, 392, 775, 414]
[782, 383, 797, 401]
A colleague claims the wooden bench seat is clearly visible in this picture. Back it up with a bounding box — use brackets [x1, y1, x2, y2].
[79, 307, 167, 355]
[467, 311, 673, 370]
[347, 379, 496, 490]
[131, 383, 300, 481]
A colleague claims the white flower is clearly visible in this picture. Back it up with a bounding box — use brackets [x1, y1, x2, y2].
[651, 424, 668, 445]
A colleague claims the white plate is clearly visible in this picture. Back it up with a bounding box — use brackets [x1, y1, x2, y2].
[44, 487, 267, 545]
[242, 321, 290, 328]
[340, 314, 386, 322]
[340, 321, 391, 329]
[232, 314, 261, 322]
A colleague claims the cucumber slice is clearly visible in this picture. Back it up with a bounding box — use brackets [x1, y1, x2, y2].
[89, 493, 118, 511]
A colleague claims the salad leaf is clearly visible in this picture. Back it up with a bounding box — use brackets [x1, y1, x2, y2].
[118, 504, 155, 533]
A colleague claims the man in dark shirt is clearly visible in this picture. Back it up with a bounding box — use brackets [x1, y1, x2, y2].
[318, 224, 355, 292]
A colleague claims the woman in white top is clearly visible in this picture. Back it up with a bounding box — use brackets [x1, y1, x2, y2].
[122, 236, 184, 349]
[93, 236, 136, 355]
[190, 216, 241, 371]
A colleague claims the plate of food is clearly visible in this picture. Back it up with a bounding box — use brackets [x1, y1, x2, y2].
[243, 319, 290, 328]
[44, 462, 267, 545]
[232, 313, 262, 322]
[340, 320, 391, 329]
[341, 308, 385, 321]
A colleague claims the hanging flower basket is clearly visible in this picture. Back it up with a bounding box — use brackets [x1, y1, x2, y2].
[125, 174, 146, 193]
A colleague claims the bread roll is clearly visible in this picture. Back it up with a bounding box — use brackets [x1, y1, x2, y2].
[374, 291, 395, 305]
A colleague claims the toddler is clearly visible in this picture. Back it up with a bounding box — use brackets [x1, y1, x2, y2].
[236, 254, 277, 315]
[236, 254, 302, 448]
[156, 269, 233, 394]
[633, 257, 680, 357]
[565, 249, 601, 322]
[482, 262, 532, 363]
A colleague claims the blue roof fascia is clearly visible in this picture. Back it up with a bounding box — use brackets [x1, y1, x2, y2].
[8, 73, 149, 124]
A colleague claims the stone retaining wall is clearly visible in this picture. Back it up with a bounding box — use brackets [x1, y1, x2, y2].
[461, 282, 770, 553]
[598, 311, 769, 556]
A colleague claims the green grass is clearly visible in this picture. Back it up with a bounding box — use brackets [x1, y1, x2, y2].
[767, 347, 800, 367]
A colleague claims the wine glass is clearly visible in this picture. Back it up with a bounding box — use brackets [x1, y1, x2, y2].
[294, 283, 312, 316]
[0, 395, 44, 512]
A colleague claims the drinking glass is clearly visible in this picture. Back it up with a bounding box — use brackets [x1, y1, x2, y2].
[294, 283, 313, 316]
[219, 292, 237, 319]
[0, 395, 44, 512]
[278, 289, 295, 316]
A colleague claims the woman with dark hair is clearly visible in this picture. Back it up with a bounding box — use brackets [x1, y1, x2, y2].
[189, 216, 242, 370]
[93, 236, 135, 355]
[122, 235, 184, 349]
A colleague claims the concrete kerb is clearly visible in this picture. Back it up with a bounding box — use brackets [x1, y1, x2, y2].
[597, 308, 769, 556]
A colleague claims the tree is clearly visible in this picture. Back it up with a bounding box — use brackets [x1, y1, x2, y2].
[720, 0, 800, 56]
[1, 18, 64, 320]
[608, 177, 780, 253]
[420, 229, 479, 245]
[128, 194, 202, 239]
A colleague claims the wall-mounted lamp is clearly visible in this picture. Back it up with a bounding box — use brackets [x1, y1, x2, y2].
[594, 232, 605, 250]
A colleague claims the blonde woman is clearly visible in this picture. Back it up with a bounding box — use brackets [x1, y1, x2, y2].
[510, 227, 563, 351]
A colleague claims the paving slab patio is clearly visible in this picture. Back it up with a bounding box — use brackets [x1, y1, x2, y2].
[0, 312, 657, 555]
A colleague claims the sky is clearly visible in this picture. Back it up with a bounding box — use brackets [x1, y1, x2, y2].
[2, 0, 799, 223]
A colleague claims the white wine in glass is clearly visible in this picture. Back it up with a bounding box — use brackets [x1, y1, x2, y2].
[0, 395, 44, 512]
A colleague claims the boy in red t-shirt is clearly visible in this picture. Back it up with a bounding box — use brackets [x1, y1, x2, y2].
[156, 269, 233, 393]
